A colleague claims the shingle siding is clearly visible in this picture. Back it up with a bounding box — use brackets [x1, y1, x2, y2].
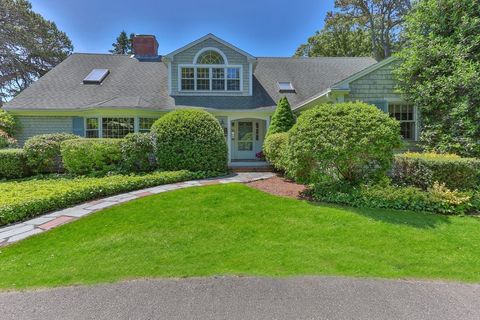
[16, 116, 74, 145]
[345, 62, 402, 102]
[170, 38, 250, 96]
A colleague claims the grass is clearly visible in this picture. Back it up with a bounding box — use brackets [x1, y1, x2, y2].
[0, 183, 479, 289]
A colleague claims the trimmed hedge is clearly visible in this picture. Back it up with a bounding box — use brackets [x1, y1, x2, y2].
[0, 170, 208, 226]
[61, 138, 124, 175]
[286, 102, 402, 184]
[24, 133, 80, 173]
[263, 132, 288, 171]
[0, 149, 28, 179]
[391, 152, 480, 190]
[310, 181, 478, 215]
[121, 132, 157, 172]
[151, 109, 228, 172]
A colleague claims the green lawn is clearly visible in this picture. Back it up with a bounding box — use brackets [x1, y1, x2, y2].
[1, 183, 479, 289]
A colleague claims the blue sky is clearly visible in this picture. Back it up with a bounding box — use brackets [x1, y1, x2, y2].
[30, 0, 333, 57]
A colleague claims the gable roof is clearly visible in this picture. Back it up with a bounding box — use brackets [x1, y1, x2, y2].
[165, 33, 256, 61]
[4, 53, 377, 112]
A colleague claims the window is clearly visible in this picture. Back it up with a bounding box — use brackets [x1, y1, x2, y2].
[388, 104, 416, 140]
[83, 69, 109, 84]
[197, 50, 224, 64]
[212, 68, 225, 91]
[227, 68, 240, 91]
[86, 118, 99, 138]
[181, 67, 194, 90]
[139, 118, 157, 133]
[102, 118, 134, 138]
[196, 68, 210, 90]
[180, 48, 241, 92]
[277, 81, 295, 92]
[180, 66, 241, 92]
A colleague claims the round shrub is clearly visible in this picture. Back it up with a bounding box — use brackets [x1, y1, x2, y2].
[286, 102, 402, 184]
[60, 138, 124, 175]
[151, 109, 228, 172]
[0, 149, 28, 179]
[121, 132, 157, 172]
[263, 132, 288, 171]
[24, 133, 80, 173]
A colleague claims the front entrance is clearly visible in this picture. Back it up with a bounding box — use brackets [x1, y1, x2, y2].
[231, 119, 265, 160]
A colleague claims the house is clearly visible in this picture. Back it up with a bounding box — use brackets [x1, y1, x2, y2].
[3, 34, 418, 164]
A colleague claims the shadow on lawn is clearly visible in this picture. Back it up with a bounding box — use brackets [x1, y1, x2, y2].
[309, 201, 452, 229]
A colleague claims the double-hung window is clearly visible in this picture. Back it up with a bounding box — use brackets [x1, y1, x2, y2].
[139, 118, 157, 133]
[86, 118, 99, 138]
[180, 66, 241, 92]
[388, 104, 417, 140]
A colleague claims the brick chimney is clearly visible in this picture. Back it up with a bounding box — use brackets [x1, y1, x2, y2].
[132, 35, 159, 58]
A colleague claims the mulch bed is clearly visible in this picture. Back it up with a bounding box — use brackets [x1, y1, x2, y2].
[245, 174, 307, 199]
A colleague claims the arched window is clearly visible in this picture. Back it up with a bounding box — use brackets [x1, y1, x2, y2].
[196, 50, 225, 64]
[180, 48, 241, 92]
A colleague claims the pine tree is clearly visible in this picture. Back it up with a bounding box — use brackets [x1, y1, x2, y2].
[267, 97, 296, 136]
[109, 31, 134, 54]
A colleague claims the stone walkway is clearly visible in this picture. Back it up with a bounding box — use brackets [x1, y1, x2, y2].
[0, 172, 275, 247]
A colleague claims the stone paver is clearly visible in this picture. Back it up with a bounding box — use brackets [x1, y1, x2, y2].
[38, 216, 75, 231]
[0, 172, 274, 245]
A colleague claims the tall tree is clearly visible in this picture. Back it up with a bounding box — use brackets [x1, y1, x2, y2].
[395, 0, 480, 157]
[298, 0, 411, 60]
[295, 12, 371, 57]
[0, 0, 73, 102]
[334, 0, 411, 60]
[109, 31, 134, 54]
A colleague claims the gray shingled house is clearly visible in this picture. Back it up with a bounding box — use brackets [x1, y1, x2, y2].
[4, 34, 418, 164]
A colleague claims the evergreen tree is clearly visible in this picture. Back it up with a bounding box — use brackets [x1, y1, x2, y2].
[267, 97, 296, 136]
[109, 31, 134, 54]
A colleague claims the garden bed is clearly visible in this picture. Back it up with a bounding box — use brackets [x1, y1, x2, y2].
[246, 174, 306, 199]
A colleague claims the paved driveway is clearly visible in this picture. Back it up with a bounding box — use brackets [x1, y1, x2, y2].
[0, 276, 479, 320]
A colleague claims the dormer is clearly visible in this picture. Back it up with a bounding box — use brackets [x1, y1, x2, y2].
[165, 34, 256, 96]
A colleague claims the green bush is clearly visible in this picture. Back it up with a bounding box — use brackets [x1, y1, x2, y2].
[0, 130, 17, 149]
[0, 170, 208, 225]
[310, 180, 477, 215]
[61, 138, 124, 175]
[0, 149, 28, 179]
[0, 109, 17, 136]
[24, 133, 80, 173]
[121, 132, 157, 172]
[391, 152, 480, 190]
[286, 102, 402, 184]
[151, 109, 228, 172]
[263, 132, 288, 171]
[266, 97, 295, 136]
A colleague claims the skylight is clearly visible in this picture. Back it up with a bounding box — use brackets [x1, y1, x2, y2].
[278, 81, 295, 92]
[83, 69, 110, 84]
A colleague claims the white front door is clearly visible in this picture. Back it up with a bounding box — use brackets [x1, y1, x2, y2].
[235, 121, 256, 159]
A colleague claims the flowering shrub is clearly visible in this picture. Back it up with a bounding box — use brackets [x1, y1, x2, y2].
[0, 109, 17, 136]
[121, 132, 157, 172]
[255, 151, 265, 160]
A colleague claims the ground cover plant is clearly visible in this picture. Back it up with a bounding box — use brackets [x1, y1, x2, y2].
[0, 170, 205, 226]
[0, 183, 479, 289]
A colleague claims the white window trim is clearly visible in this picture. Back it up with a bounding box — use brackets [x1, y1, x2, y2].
[178, 64, 243, 93]
[84, 116, 158, 138]
[388, 103, 418, 141]
[193, 47, 229, 65]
